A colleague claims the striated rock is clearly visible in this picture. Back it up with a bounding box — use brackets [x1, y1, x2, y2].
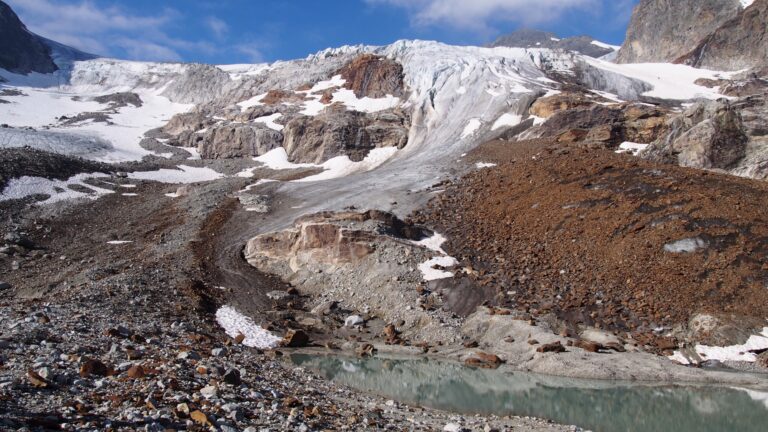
[198, 124, 283, 159]
[336, 54, 405, 98]
[679, 0, 768, 71]
[282, 105, 409, 164]
[617, 0, 743, 64]
[643, 99, 747, 169]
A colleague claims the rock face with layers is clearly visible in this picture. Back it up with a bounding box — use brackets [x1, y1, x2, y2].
[643, 99, 748, 170]
[0, 1, 58, 74]
[678, 0, 768, 71]
[336, 54, 405, 98]
[282, 105, 409, 164]
[616, 0, 743, 64]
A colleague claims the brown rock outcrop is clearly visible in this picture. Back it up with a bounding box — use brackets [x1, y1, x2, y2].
[528, 92, 600, 118]
[534, 103, 669, 147]
[245, 210, 427, 272]
[336, 54, 405, 98]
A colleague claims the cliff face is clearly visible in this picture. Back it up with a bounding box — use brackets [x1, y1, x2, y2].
[0, 1, 58, 74]
[678, 0, 768, 71]
[616, 0, 742, 64]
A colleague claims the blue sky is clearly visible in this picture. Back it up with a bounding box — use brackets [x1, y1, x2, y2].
[8, 0, 638, 64]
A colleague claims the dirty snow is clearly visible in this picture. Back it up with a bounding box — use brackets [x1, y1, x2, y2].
[237, 92, 267, 109]
[491, 113, 522, 131]
[418, 256, 459, 281]
[215, 305, 281, 349]
[669, 327, 768, 364]
[127, 165, 224, 183]
[0, 173, 113, 204]
[413, 232, 459, 281]
[253, 112, 284, 131]
[297, 147, 399, 182]
[664, 237, 708, 253]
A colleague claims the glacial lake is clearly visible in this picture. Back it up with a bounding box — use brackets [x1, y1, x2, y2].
[290, 354, 768, 432]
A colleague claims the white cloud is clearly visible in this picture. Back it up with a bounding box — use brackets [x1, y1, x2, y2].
[206, 16, 229, 39]
[236, 44, 266, 63]
[368, 0, 599, 32]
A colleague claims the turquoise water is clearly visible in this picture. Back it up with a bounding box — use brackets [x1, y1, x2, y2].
[290, 354, 768, 432]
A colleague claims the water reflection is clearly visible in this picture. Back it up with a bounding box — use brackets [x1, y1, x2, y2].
[290, 354, 768, 432]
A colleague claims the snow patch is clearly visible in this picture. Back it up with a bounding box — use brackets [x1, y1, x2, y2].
[669, 328, 768, 364]
[476, 162, 497, 169]
[107, 240, 133, 245]
[491, 113, 522, 131]
[215, 305, 281, 349]
[616, 141, 649, 156]
[237, 92, 267, 109]
[253, 112, 283, 131]
[0, 173, 113, 204]
[413, 232, 459, 281]
[128, 165, 224, 184]
[461, 118, 482, 139]
[590, 40, 620, 51]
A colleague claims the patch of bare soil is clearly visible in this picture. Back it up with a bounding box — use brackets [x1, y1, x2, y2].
[412, 139, 768, 349]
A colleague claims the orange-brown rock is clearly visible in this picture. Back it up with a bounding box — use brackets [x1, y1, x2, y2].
[529, 92, 598, 118]
[464, 352, 504, 368]
[336, 54, 405, 98]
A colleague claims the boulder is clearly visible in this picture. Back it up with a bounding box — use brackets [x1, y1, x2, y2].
[282, 329, 310, 347]
[643, 99, 747, 169]
[464, 352, 504, 369]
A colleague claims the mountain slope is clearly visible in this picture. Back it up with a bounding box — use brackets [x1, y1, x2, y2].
[617, 0, 743, 64]
[0, 0, 58, 74]
[489, 29, 616, 58]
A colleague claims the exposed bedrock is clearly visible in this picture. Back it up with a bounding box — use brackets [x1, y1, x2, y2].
[617, 0, 743, 64]
[197, 124, 284, 159]
[643, 99, 748, 170]
[283, 106, 410, 164]
[244, 211, 460, 342]
[525, 93, 670, 148]
[336, 53, 405, 98]
[678, 0, 768, 71]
